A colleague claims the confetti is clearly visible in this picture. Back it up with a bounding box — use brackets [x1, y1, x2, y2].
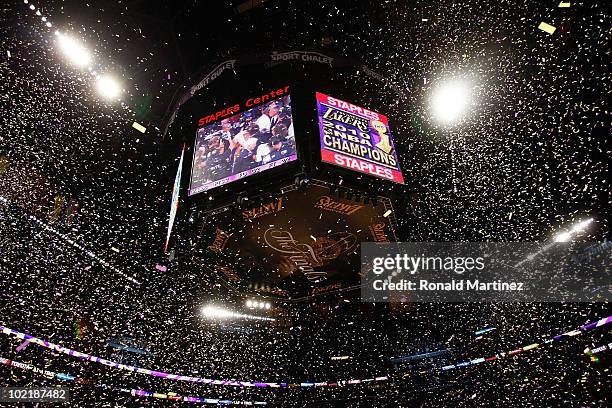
[132, 121, 147, 133]
[0, 1, 609, 406]
[538, 22, 557, 34]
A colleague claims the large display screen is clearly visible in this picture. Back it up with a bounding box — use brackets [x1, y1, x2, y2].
[189, 94, 297, 195]
[316, 92, 404, 184]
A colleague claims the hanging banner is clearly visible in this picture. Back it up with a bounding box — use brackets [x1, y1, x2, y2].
[165, 145, 185, 253]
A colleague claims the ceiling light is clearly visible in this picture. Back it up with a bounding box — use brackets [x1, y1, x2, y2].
[571, 218, 593, 233]
[554, 218, 594, 242]
[430, 80, 470, 124]
[96, 75, 122, 100]
[554, 231, 572, 243]
[57, 34, 91, 67]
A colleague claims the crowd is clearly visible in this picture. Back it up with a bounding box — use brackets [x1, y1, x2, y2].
[192, 98, 296, 188]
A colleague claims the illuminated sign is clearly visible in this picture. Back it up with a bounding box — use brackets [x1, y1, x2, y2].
[316, 92, 404, 184]
[189, 89, 296, 195]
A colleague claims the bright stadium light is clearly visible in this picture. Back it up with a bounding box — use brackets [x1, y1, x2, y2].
[201, 306, 233, 319]
[57, 34, 91, 68]
[430, 80, 470, 124]
[245, 299, 272, 311]
[201, 305, 275, 322]
[572, 218, 593, 233]
[96, 75, 122, 100]
[554, 218, 594, 242]
[554, 231, 572, 243]
[516, 217, 595, 267]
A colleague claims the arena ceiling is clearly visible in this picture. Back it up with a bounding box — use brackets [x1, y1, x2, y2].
[0, 1, 609, 404]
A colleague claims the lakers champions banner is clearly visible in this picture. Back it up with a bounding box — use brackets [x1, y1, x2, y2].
[198, 181, 397, 298]
[316, 92, 404, 184]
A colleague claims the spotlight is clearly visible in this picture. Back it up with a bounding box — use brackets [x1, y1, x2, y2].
[201, 306, 232, 319]
[553, 231, 572, 243]
[572, 218, 593, 233]
[430, 80, 470, 124]
[246, 300, 253, 308]
[554, 218, 593, 242]
[201, 304, 275, 321]
[265, 302, 271, 309]
[57, 34, 91, 68]
[259, 301, 265, 309]
[96, 75, 121, 100]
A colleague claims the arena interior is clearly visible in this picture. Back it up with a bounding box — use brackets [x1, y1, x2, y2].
[0, 1, 610, 407]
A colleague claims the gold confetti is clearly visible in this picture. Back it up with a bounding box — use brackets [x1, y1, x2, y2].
[538, 22, 557, 35]
[0, 155, 9, 174]
[558, 2, 571, 7]
[132, 121, 147, 133]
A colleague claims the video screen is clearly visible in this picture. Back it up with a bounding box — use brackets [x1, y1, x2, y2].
[189, 95, 297, 195]
[316, 92, 404, 184]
